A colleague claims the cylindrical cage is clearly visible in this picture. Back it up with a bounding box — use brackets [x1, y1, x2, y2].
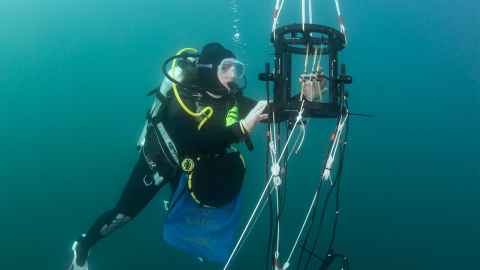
[261, 23, 351, 121]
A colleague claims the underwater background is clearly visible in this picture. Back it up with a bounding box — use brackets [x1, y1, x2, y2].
[1, 0, 479, 269]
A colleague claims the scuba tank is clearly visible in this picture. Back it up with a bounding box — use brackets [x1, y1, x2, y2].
[135, 48, 201, 178]
[136, 65, 185, 151]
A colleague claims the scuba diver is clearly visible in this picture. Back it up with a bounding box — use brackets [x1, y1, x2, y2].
[68, 42, 268, 270]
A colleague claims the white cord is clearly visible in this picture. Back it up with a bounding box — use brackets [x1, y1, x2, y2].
[236, 2, 347, 270]
[287, 120, 306, 161]
[277, 101, 305, 163]
[300, 44, 310, 100]
[271, 112, 278, 161]
[316, 46, 324, 73]
[301, 0, 306, 31]
[284, 110, 349, 268]
[334, 0, 347, 43]
[334, 0, 341, 17]
[233, 183, 276, 258]
[295, 120, 306, 155]
[303, 43, 310, 73]
[308, 0, 312, 24]
[224, 101, 306, 269]
[311, 47, 318, 73]
[275, 186, 281, 255]
[283, 191, 319, 269]
[223, 174, 274, 270]
[226, 41, 315, 267]
[272, 0, 285, 40]
[322, 112, 349, 184]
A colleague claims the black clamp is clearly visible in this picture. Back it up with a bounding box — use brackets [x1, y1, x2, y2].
[258, 72, 274, 82]
[338, 75, 352, 84]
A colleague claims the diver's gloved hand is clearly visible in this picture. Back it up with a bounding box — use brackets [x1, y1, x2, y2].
[240, 100, 268, 134]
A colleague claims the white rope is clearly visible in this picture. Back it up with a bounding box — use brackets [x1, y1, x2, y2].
[271, 112, 278, 161]
[308, 0, 312, 24]
[334, 0, 347, 43]
[270, 140, 277, 167]
[301, 0, 306, 31]
[299, 74, 306, 102]
[311, 47, 318, 73]
[277, 101, 305, 162]
[282, 191, 319, 269]
[313, 47, 326, 101]
[233, 183, 276, 257]
[287, 120, 306, 161]
[334, 0, 341, 17]
[295, 120, 306, 155]
[300, 44, 310, 100]
[303, 43, 310, 73]
[272, 0, 286, 40]
[242, 2, 349, 269]
[283, 111, 348, 269]
[275, 186, 281, 256]
[223, 101, 306, 269]
[313, 47, 324, 100]
[287, 103, 308, 160]
[223, 174, 274, 270]
[316, 54, 322, 73]
[322, 112, 349, 184]
[316, 46, 324, 73]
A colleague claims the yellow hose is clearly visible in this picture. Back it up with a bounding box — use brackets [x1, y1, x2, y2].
[171, 48, 213, 130]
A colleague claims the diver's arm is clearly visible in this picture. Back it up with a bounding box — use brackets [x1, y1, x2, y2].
[194, 99, 267, 151]
[167, 96, 264, 152]
[193, 122, 248, 152]
[236, 95, 258, 118]
[192, 96, 264, 152]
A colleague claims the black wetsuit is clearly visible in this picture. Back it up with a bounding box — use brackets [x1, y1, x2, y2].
[76, 88, 256, 261]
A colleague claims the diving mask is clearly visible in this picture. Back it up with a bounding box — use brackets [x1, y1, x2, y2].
[217, 58, 246, 89]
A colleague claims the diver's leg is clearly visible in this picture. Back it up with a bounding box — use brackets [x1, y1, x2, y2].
[72, 155, 169, 267]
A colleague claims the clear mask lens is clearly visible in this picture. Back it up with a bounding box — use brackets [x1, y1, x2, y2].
[217, 58, 246, 82]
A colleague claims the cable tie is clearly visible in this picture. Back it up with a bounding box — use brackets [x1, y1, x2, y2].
[271, 163, 280, 176]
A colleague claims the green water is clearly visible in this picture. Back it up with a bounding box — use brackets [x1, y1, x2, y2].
[1, 0, 479, 269]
